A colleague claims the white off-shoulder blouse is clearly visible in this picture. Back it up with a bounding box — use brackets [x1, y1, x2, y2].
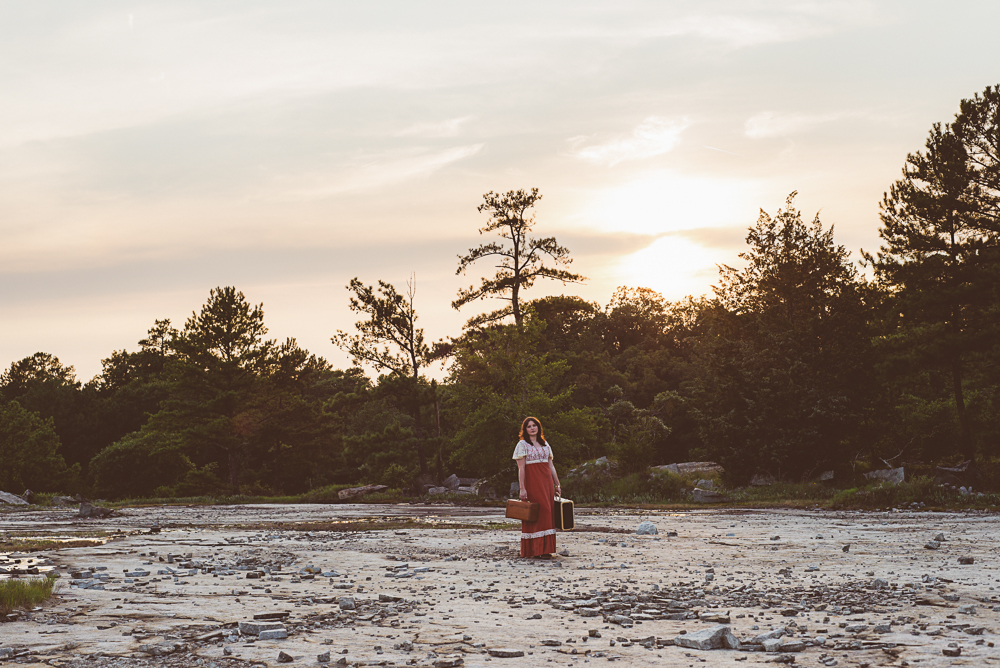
[512, 440, 553, 465]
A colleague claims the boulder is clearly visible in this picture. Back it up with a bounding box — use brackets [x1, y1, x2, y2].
[674, 625, 741, 650]
[691, 487, 729, 503]
[818, 470, 835, 481]
[654, 461, 724, 476]
[21, 489, 36, 504]
[636, 521, 658, 535]
[864, 467, 904, 484]
[696, 479, 714, 490]
[77, 502, 114, 518]
[52, 496, 77, 506]
[456, 486, 475, 495]
[442, 474, 461, 490]
[338, 484, 389, 500]
[935, 460, 979, 487]
[750, 474, 776, 486]
[0, 491, 29, 505]
[427, 487, 448, 495]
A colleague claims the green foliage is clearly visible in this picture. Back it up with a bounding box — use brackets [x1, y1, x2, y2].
[89, 431, 192, 499]
[691, 194, 873, 484]
[446, 320, 598, 477]
[0, 400, 77, 492]
[0, 574, 57, 614]
[454, 188, 585, 328]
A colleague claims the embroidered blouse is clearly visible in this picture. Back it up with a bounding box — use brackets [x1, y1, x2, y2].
[512, 439, 553, 465]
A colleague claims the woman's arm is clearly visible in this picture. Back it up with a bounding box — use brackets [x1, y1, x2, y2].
[549, 459, 561, 497]
[516, 458, 527, 500]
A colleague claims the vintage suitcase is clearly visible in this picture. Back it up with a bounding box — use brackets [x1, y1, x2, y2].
[554, 495, 575, 531]
[505, 499, 539, 522]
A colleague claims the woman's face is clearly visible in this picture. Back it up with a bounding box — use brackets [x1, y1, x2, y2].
[526, 421, 539, 438]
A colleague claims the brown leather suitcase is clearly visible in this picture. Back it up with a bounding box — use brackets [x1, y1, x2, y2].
[554, 496, 575, 530]
[505, 499, 539, 522]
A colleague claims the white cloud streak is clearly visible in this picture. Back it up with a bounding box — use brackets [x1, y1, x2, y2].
[570, 117, 688, 166]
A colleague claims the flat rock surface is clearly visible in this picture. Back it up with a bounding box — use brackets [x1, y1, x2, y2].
[2, 504, 1000, 666]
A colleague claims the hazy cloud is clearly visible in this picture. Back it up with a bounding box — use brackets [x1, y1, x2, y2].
[570, 117, 688, 166]
[745, 112, 847, 139]
[395, 117, 472, 138]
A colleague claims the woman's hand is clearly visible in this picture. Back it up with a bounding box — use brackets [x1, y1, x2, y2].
[519, 489, 528, 501]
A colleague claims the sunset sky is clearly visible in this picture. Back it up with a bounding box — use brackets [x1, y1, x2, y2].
[2, 1, 998, 381]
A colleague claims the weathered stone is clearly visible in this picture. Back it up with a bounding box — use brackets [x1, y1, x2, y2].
[778, 640, 806, 652]
[691, 488, 729, 503]
[924, 540, 941, 550]
[818, 470, 835, 481]
[433, 658, 464, 668]
[751, 628, 786, 644]
[608, 614, 634, 626]
[338, 484, 388, 500]
[317, 651, 331, 663]
[239, 621, 286, 636]
[20, 489, 35, 504]
[259, 628, 288, 640]
[276, 650, 294, 663]
[934, 533, 946, 542]
[761, 638, 782, 652]
[137, 642, 184, 656]
[942, 646, 961, 657]
[338, 596, 356, 610]
[958, 605, 977, 615]
[845, 624, 868, 633]
[864, 467, 904, 484]
[674, 625, 741, 650]
[487, 648, 524, 657]
[958, 556, 975, 565]
[656, 461, 724, 476]
[636, 521, 657, 535]
[541, 639, 562, 646]
[874, 624, 892, 633]
[0, 491, 29, 505]
[77, 502, 113, 518]
[428, 486, 448, 495]
[443, 474, 461, 490]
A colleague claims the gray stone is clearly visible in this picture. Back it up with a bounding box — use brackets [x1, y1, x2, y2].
[864, 467, 904, 484]
[958, 605, 977, 615]
[338, 596, 356, 610]
[943, 646, 961, 657]
[924, 540, 941, 550]
[137, 642, 184, 656]
[337, 484, 388, 500]
[0, 491, 28, 505]
[778, 640, 806, 652]
[259, 628, 288, 640]
[487, 648, 525, 657]
[751, 628, 786, 644]
[541, 640, 562, 646]
[959, 556, 975, 565]
[934, 533, 946, 542]
[691, 487, 729, 503]
[276, 651, 293, 663]
[873, 578, 889, 589]
[674, 625, 741, 650]
[845, 624, 868, 633]
[819, 470, 835, 481]
[0, 649, 14, 659]
[433, 659, 464, 668]
[239, 621, 286, 636]
[761, 638, 782, 652]
[318, 651, 330, 663]
[636, 521, 657, 535]
[874, 624, 892, 633]
[696, 479, 714, 489]
[428, 487, 448, 495]
[608, 614, 634, 626]
[443, 474, 461, 490]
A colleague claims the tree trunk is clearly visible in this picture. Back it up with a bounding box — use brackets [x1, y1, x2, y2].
[951, 357, 974, 460]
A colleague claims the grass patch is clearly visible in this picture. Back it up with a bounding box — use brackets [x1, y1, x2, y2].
[1, 530, 113, 553]
[223, 518, 517, 532]
[0, 574, 58, 614]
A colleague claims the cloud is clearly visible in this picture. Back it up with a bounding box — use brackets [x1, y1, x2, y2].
[570, 117, 688, 166]
[744, 111, 847, 139]
[395, 117, 472, 138]
[276, 143, 485, 200]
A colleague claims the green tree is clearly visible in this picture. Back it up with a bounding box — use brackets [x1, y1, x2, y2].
[692, 194, 874, 483]
[866, 92, 1000, 460]
[144, 287, 274, 491]
[0, 400, 76, 492]
[454, 188, 585, 328]
[333, 275, 434, 475]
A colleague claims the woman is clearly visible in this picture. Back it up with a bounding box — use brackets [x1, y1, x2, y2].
[512, 416, 562, 558]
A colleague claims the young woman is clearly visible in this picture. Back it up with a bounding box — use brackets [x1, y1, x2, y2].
[512, 416, 562, 558]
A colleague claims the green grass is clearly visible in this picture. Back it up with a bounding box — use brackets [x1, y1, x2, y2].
[0, 574, 58, 614]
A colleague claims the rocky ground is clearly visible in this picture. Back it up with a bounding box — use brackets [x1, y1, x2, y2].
[2, 503, 1000, 667]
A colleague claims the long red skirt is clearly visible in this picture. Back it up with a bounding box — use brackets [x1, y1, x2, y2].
[521, 461, 556, 557]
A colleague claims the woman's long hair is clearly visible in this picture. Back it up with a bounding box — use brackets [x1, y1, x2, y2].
[519, 416, 546, 445]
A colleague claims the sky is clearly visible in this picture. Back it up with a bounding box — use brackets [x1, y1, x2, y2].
[2, 0, 999, 382]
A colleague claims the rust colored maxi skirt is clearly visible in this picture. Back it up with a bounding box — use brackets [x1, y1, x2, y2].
[521, 461, 556, 557]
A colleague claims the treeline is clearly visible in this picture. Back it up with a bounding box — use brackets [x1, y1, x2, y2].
[2, 85, 999, 499]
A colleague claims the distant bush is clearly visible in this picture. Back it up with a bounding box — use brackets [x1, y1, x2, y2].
[89, 431, 191, 499]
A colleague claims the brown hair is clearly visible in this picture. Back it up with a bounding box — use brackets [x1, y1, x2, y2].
[519, 416, 546, 445]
